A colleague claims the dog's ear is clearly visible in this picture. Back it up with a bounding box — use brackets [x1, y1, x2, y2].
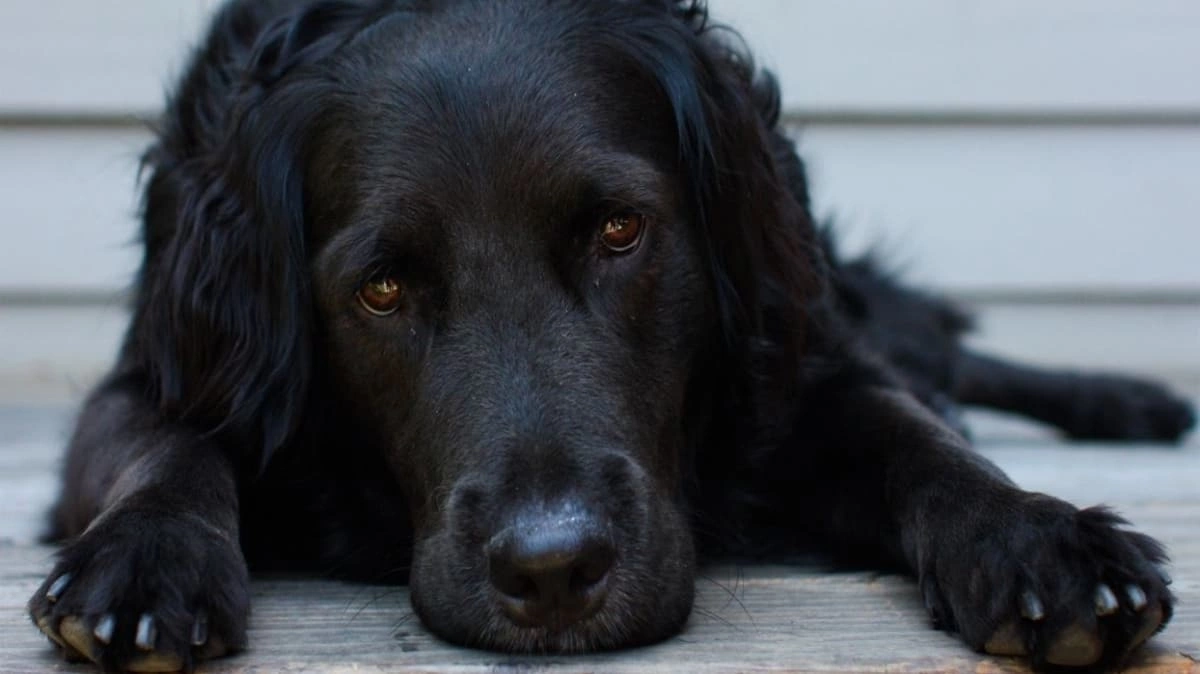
[613, 5, 824, 426]
[249, 1, 394, 86]
[134, 1, 386, 468]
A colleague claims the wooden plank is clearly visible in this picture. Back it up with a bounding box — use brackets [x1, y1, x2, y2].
[4, 1, 1200, 117]
[0, 402, 1197, 672]
[1, 537, 1197, 674]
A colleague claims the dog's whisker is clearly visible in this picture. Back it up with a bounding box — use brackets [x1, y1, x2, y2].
[692, 606, 739, 631]
[698, 568, 754, 626]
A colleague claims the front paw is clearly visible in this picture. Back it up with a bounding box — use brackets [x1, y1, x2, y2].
[28, 503, 249, 672]
[921, 497, 1173, 671]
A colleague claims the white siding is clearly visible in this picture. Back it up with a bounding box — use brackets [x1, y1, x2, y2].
[3, 124, 1198, 293]
[717, 0, 1200, 116]
[0, 1, 211, 116]
[799, 125, 1200, 291]
[0, 127, 146, 291]
[0, 1, 1198, 294]
[6, 1, 1199, 117]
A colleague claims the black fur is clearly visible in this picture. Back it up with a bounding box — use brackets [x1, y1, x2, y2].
[30, 1, 1194, 672]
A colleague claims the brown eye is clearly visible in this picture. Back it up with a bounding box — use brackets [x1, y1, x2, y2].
[356, 276, 404, 316]
[600, 213, 647, 253]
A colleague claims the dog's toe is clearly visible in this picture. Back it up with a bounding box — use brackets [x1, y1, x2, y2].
[58, 617, 101, 661]
[1128, 603, 1166, 653]
[1045, 624, 1104, 667]
[27, 507, 248, 672]
[925, 503, 1173, 671]
[125, 653, 186, 673]
[54, 614, 189, 672]
[35, 614, 87, 662]
[984, 621, 1027, 656]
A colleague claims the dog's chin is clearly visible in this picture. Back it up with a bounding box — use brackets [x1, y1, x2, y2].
[408, 533, 697, 653]
[449, 600, 694, 654]
[411, 585, 696, 654]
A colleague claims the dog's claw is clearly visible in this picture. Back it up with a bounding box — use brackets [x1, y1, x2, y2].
[1126, 584, 1148, 611]
[46, 573, 72, 603]
[191, 614, 209, 647]
[984, 621, 1027, 656]
[135, 614, 157, 652]
[93, 613, 116, 645]
[59, 616, 99, 663]
[36, 615, 70, 651]
[41, 611, 193, 672]
[196, 635, 228, 661]
[1019, 590, 1045, 621]
[1129, 604, 1165, 651]
[1094, 584, 1119, 616]
[1046, 624, 1104, 667]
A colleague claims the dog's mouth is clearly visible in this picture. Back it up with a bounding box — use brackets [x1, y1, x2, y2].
[415, 564, 696, 654]
[407, 493, 697, 653]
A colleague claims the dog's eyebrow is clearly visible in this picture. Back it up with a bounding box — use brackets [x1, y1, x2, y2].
[581, 153, 674, 212]
[312, 151, 674, 276]
[315, 222, 396, 284]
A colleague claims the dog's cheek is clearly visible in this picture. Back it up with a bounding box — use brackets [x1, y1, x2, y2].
[407, 534, 479, 644]
[311, 290, 424, 437]
[630, 228, 713, 474]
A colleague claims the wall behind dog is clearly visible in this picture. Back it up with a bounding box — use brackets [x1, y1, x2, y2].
[0, 1, 1197, 394]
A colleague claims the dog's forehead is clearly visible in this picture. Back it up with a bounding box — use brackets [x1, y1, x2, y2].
[361, 15, 665, 148]
[312, 2, 680, 239]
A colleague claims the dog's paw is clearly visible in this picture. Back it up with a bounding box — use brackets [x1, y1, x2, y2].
[1061, 374, 1195, 443]
[28, 505, 249, 672]
[921, 498, 1173, 672]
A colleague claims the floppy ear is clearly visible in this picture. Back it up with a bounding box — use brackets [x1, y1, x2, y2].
[689, 60, 821, 354]
[694, 59, 826, 438]
[132, 1, 387, 468]
[615, 3, 825, 432]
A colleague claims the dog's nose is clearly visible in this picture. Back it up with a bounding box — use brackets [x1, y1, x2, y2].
[487, 512, 615, 629]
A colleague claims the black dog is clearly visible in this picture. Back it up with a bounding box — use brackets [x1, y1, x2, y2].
[30, 1, 1195, 672]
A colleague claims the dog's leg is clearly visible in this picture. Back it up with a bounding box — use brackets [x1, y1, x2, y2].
[788, 382, 1173, 670]
[954, 349, 1195, 442]
[28, 376, 249, 672]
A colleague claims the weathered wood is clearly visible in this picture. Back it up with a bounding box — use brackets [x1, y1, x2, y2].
[1, 402, 1197, 673]
[3, 534, 1197, 674]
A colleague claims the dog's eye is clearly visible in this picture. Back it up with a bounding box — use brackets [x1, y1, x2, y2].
[356, 276, 404, 316]
[599, 213, 647, 254]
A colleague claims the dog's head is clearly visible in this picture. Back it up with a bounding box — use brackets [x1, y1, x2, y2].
[139, 0, 818, 652]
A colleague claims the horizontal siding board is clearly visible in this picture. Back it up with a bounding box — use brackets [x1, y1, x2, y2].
[0, 1, 209, 116]
[2, 1, 1200, 116]
[0, 127, 146, 290]
[2, 2, 1198, 294]
[798, 124, 1200, 290]
[717, 0, 1200, 115]
[1, 125, 1198, 292]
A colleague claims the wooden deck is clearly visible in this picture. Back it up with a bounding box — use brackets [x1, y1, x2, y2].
[1, 396, 1197, 673]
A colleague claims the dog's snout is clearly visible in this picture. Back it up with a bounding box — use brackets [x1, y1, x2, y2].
[487, 511, 615, 629]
